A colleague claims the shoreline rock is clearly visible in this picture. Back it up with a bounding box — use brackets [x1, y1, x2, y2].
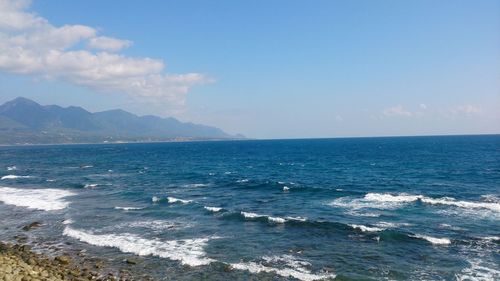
[0, 241, 136, 281]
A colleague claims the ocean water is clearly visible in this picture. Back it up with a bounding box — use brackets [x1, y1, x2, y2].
[0, 135, 499, 280]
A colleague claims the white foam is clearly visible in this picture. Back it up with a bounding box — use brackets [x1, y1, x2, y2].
[81, 165, 93, 169]
[6, 166, 17, 171]
[479, 236, 500, 242]
[63, 227, 215, 266]
[167, 197, 192, 204]
[62, 219, 74, 225]
[114, 206, 144, 211]
[349, 224, 384, 232]
[330, 193, 500, 214]
[411, 234, 451, 245]
[241, 211, 264, 219]
[420, 197, 500, 213]
[204, 206, 222, 212]
[283, 186, 290, 191]
[374, 221, 411, 228]
[236, 179, 249, 183]
[286, 216, 307, 222]
[0, 187, 75, 211]
[456, 258, 500, 281]
[231, 255, 335, 281]
[126, 220, 178, 231]
[1, 175, 32, 180]
[268, 216, 286, 223]
[151, 196, 160, 203]
[84, 183, 112, 189]
[183, 183, 209, 188]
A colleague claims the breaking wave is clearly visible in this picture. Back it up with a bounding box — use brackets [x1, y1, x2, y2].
[0, 186, 75, 211]
[63, 227, 216, 266]
[231, 255, 335, 281]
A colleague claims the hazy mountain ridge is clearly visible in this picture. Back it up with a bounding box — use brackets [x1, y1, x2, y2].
[0, 97, 241, 144]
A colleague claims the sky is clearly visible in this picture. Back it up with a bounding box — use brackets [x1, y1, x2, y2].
[0, 0, 499, 139]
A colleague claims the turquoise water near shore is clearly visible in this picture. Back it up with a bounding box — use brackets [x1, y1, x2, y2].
[0, 135, 499, 280]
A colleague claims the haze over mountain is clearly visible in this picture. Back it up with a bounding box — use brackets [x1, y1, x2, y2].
[0, 97, 241, 145]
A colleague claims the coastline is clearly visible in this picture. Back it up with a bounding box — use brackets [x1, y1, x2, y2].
[0, 240, 146, 281]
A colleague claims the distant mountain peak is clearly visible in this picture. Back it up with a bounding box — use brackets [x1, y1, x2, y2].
[0, 97, 243, 144]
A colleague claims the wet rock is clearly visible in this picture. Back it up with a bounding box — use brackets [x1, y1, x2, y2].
[54, 255, 70, 265]
[22, 222, 42, 231]
[125, 258, 138, 265]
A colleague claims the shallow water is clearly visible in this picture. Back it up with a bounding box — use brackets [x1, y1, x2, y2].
[0, 135, 499, 280]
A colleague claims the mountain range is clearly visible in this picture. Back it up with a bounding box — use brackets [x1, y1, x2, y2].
[0, 97, 241, 145]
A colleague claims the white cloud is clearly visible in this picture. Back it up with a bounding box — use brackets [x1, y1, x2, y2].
[88, 36, 132, 51]
[449, 105, 482, 116]
[419, 103, 427, 110]
[382, 105, 412, 117]
[0, 0, 209, 110]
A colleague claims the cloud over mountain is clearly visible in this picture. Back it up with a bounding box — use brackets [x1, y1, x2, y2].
[0, 0, 209, 109]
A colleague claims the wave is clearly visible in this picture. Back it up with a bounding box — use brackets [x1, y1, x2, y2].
[114, 206, 145, 211]
[456, 258, 500, 281]
[420, 197, 500, 212]
[63, 227, 215, 266]
[410, 234, 451, 245]
[6, 166, 17, 171]
[167, 197, 192, 204]
[62, 219, 74, 225]
[240, 212, 288, 224]
[204, 206, 222, 212]
[0, 187, 75, 211]
[236, 179, 249, 183]
[152, 196, 161, 203]
[241, 211, 265, 219]
[330, 193, 500, 213]
[349, 224, 384, 232]
[84, 183, 112, 189]
[1, 175, 33, 180]
[230, 255, 335, 281]
[268, 216, 286, 223]
[183, 183, 210, 188]
[283, 186, 290, 191]
[125, 220, 179, 231]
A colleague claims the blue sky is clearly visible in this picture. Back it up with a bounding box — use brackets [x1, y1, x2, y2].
[0, 0, 498, 138]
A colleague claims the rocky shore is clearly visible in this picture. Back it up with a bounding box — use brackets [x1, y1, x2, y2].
[0, 242, 138, 281]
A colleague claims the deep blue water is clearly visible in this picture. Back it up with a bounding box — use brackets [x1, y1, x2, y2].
[0, 135, 499, 280]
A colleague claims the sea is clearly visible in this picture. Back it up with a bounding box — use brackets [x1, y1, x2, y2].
[0, 135, 499, 281]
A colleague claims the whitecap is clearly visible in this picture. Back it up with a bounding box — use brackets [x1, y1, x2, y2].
[374, 221, 411, 228]
[6, 166, 17, 171]
[420, 197, 500, 213]
[241, 211, 264, 219]
[411, 234, 451, 245]
[125, 220, 178, 231]
[183, 183, 209, 188]
[62, 219, 74, 225]
[167, 197, 192, 204]
[151, 196, 160, 203]
[283, 186, 290, 192]
[114, 206, 145, 211]
[1, 175, 32, 180]
[286, 216, 307, 222]
[268, 216, 286, 223]
[204, 206, 222, 212]
[456, 258, 500, 281]
[231, 255, 335, 281]
[0, 187, 75, 211]
[236, 179, 249, 183]
[63, 227, 215, 266]
[349, 224, 384, 232]
[80, 165, 93, 169]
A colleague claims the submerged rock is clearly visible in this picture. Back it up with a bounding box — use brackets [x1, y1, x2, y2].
[21, 222, 42, 231]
